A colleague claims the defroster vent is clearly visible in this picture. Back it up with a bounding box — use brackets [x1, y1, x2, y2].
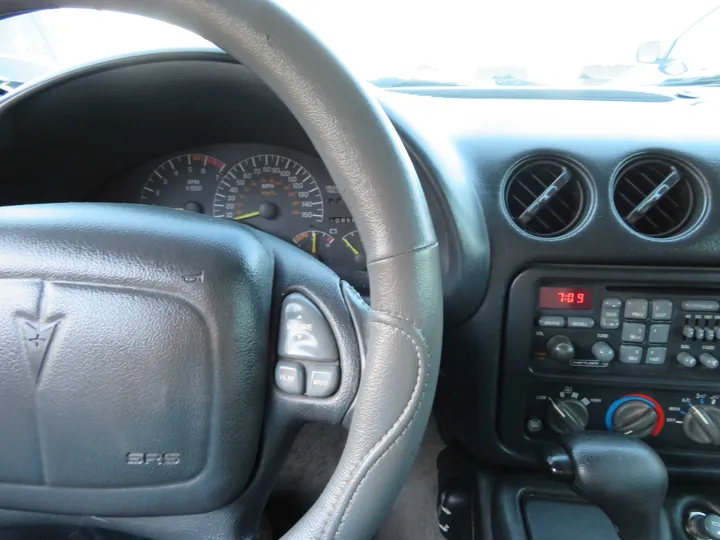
[612, 157, 698, 238]
[505, 158, 587, 238]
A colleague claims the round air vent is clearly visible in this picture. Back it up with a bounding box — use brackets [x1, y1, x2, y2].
[612, 157, 699, 238]
[504, 158, 587, 238]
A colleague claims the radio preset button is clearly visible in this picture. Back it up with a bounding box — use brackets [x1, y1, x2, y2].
[624, 298, 649, 320]
[648, 324, 670, 344]
[568, 317, 595, 329]
[681, 300, 720, 312]
[622, 322, 646, 343]
[651, 299, 673, 321]
[538, 316, 565, 328]
[602, 298, 622, 309]
[619, 345, 643, 364]
[645, 347, 667, 365]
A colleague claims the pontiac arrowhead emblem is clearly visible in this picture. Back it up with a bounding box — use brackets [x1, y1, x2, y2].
[21, 320, 59, 382]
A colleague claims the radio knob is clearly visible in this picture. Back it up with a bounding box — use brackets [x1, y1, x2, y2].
[683, 405, 720, 445]
[611, 400, 659, 438]
[546, 398, 589, 434]
[699, 353, 720, 370]
[547, 335, 575, 362]
[677, 352, 697, 368]
[591, 341, 615, 362]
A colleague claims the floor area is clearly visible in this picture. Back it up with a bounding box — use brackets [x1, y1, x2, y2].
[266, 418, 446, 540]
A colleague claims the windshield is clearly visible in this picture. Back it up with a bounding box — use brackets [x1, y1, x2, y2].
[1, 1, 720, 87]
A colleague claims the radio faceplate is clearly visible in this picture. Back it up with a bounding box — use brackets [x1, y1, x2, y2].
[519, 279, 720, 379]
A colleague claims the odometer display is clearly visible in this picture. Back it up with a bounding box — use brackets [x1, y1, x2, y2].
[212, 154, 324, 236]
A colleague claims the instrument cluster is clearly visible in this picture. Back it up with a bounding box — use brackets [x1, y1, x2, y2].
[107, 143, 367, 288]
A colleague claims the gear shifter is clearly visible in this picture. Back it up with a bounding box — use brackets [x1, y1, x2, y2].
[540, 432, 668, 540]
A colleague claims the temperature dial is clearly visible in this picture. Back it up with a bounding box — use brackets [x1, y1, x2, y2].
[611, 401, 659, 438]
[606, 395, 664, 438]
[546, 399, 589, 434]
[683, 405, 720, 445]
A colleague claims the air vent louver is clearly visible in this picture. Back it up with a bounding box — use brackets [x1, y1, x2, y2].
[613, 158, 696, 238]
[505, 158, 586, 238]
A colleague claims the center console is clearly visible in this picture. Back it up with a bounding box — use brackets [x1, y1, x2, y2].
[500, 266, 720, 463]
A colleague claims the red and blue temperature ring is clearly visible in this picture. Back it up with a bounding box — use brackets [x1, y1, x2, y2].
[605, 394, 665, 436]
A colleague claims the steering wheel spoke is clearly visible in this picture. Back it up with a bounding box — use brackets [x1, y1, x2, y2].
[260, 230, 364, 425]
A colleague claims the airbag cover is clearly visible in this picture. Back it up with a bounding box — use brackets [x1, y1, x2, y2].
[0, 203, 271, 516]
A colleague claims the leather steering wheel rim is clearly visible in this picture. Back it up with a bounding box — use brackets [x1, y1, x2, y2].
[0, 1, 443, 538]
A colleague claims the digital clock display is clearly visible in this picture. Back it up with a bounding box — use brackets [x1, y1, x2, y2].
[539, 287, 593, 310]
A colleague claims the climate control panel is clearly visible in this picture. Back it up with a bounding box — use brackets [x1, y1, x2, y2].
[501, 267, 720, 464]
[525, 383, 720, 451]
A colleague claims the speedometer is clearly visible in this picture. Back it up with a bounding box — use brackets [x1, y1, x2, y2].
[212, 154, 324, 234]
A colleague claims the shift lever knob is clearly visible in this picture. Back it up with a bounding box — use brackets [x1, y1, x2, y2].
[540, 432, 668, 540]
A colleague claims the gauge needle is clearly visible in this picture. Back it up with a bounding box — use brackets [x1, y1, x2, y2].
[343, 238, 360, 256]
[312, 231, 317, 255]
[234, 211, 260, 221]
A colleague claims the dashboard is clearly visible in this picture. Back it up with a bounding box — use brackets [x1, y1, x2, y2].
[6, 48, 720, 482]
[104, 143, 367, 287]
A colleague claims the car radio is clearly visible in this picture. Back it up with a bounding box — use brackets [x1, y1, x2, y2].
[508, 274, 720, 379]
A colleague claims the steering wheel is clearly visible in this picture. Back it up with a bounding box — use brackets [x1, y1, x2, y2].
[0, 0, 442, 539]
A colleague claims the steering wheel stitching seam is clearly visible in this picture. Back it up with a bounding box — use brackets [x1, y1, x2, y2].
[321, 314, 430, 539]
[365, 241, 438, 267]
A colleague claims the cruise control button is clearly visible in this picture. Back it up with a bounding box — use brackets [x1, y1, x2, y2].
[645, 347, 667, 365]
[602, 298, 622, 309]
[622, 322, 646, 343]
[651, 300, 673, 321]
[619, 345, 643, 364]
[278, 293, 339, 362]
[681, 300, 720, 312]
[275, 360, 305, 395]
[648, 324, 670, 344]
[568, 317, 595, 329]
[306, 364, 340, 397]
[537, 316, 565, 328]
[624, 298, 649, 320]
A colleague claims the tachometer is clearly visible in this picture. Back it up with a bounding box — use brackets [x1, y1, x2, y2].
[212, 154, 324, 236]
[141, 153, 225, 213]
